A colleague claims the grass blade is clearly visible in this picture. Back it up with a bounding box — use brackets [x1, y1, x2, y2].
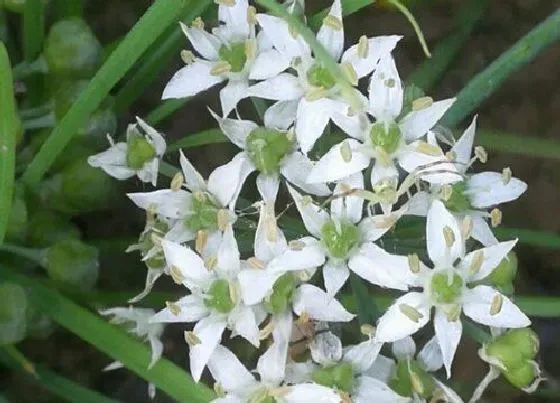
[441, 8, 560, 128]
[166, 128, 226, 153]
[54, 0, 84, 19]
[477, 129, 560, 161]
[0, 266, 215, 402]
[0, 43, 17, 246]
[309, 0, 376, 28]
[495, 227, 560, 249]
[146, 99, 189, 125]
[23, 0, 45, 61]
[21, 0, 194, 188]
[0, 347, 118, 403]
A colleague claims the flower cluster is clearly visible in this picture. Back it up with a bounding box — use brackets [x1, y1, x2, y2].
[89, 0, 542, 401]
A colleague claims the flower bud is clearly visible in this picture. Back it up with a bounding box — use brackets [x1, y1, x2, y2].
[26, 210, 81, 247]
[43, 239, 99, 291]
[0, 282, 28, 344]
[44, 18, 103, 78]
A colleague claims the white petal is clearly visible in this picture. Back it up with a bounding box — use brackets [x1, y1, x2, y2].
[331, 172, 364, 224]
[434, 309, 462, 378]
[264, 100, 298, 130]
[256, 14, 310, 60]
[257, 311, 293, 384]
[190, 315, 227, 382]
[256, 173, 280, 203]
[136, 159, 159, 186]
[247, 73, 304, 101]
[209, 108, 256, 149]
[217, 225, 240, 274]
[136, 117, 166, 156]
[208, 152, 256, 208]
[358, 208, 404, 242]
[310, 331, 343, 366]
[343, 339, 382, 373]
[162, 60, 223, 99]
[399, 98, 455, 141]
[165, 220, 196, 244]
[127, 189, 192, 219]
[254, 201, 287, 263]
[405, 191, 430, 216]
[460, 240, 517, 282]
[88, 143, 133, 179]
[434, 380, 465, 403]
[179, 150, 206, 192]
[467, 172, 528, 208]
[281, 152, 331, 196]
[363, 354, 396, 382]
[307, 140, 370, 183]
[220, 80, 249, 117]
[249, 49, 291, 80]
[397, 146, 462, 185]
[348, 242, 413, 290]
[354, 376, 409, 403]
[368, 54, 403, 123]
[183, 24, 220, 61]
[417, 335, 443, 372]
[161, 240, 213, 288]
[451, 116, 477, 172]
[462, 285, 530, 328]
[426, 200, 464, 266]
[267, 237, 326, 271]
[229, 305, 260, 346]
[128, 268, 164, 303]
[341, 35, 402, 79]
[471, 215, 499, 246]
[218, 0, 250, 40]
[331, 110, 368, 141]
[323, 260, 350, 296]
[208, 345, 255, 392]
[375, 292, 430, 342]
[296, 98, 340, 154]
[286, 184, 329, 238]
[238, 268, 281, 305]
[293, 284, 355, 322]
[150, 294, 209, 323]
[391, 336, 416, 360]
[284, 383, 341, 403]
[369, 160, 398, 188]
[316, 0, 344, 61]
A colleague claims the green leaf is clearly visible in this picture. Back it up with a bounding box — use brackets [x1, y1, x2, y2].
[0, 43, 17, 246]
[495, 227, 560, 249]
[0, 266, 215, 402]
[167, 128, 227, 153]
[21, 0, 193, 188]
[146, 98, 189, 125]
[54, 0, 85, 19]
[0, 346, 118, 403]
[309, 0, 376, 28]
[349, 273, 380, 325]
[477, 129, 560, 161]
[23, 0, 45, 61]
[441, 8, 560, 128]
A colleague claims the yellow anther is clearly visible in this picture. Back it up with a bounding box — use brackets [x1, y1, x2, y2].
[305, 87, 328, 101]
[502, 167, 512, 185]
[445, 304, 461, 322]
[184, 331, 201, 345]
[245, 38, 257, 61]
[443, 226, 456, 248]
[193, 191, 207, 202]
[217, 209, 230, 231]
[357, 35, 369, 59]
[410, 370, 425, 395]
[229, 281, 240, 304]
[259, 320, 275, 340]
[445, 150, 456, 161]
[468, 250, 484, 276]
[412, 96, 433, 111]
[191, 17, 204, 29]
[340, 140, 353, 163]
[341, 61, 358, 86]
[385, 78, 396, 88]
[210, 61, 231, 76]
[360, 324, 376, 336]
[170, 265, 185, 284]
[247, 257, 266, 269]
[170, 171, 184, 191]
[440, 184, 453, 201]
[461, 215, 473, 239]
[247, 5, 257, 25]
[204, 255, 218, 270]
[375, 146, 392, 166]
[166, 301, 182, 316]
[408, 253, 421, 274]
[180, 50, 195, 64]
[288, 240, 306, 251]
[474, 146, 488, 163]
[416, 141, 442, 156]
[399, 304, 423, 323]
[213, 383, 226, 397]
[265, 214, 278, 242]
[323, 14, 343, 31]
[195, 230, 209, 253]
[490, 293, 503, 316]
[490, 208, 502, 228]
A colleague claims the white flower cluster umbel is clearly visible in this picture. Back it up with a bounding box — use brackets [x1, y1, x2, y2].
[89, 0, 541, 401]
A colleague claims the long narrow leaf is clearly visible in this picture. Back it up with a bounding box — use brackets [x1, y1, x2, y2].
[23, 0, 45, 61]
[477, 129, 560, 161]
[495, 227, 560, 249]
[0, 266, 215, 402]
[441, 8, 560, 127]
[309, 0, 375, 28]
[21, 0, 193, 187]
[167, 129, 226, 153]
[0, 43, 17, 245]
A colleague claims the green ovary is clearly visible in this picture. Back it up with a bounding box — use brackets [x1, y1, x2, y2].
[264, 273, 296, 315]
[444, 182, 472, 213]
[369, 122, 402, 155]
[321, 220, 360, 259]
[126, 134, 156, 169]
[389, 359, 436, 398]
[204, 279, 235, 313]
[306, 63, 336, 89]
[245, 128, 293, 175]
[184, 194, 220, 232]
[218, 42, 247, 73]
[430, 272, 464, 304]
[312, 362, 355, 394]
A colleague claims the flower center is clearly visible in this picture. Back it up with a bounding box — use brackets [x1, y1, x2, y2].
[184, 192, 220, 232]
[389, 359, 436, 398]
[245, 128, 293, 175]
[264, 273, 296, 314]
[204, 279, 235, 313]
[430, 271, 464, 304]
[126, 133, 156, 169]
[321, 219, 360, 259]
[443, 182, 472, 213]
[306, 63, 336, 89]
[369, 122, 401, 155]
[218, 42, 247, 73]
[311, 362, 355, 394]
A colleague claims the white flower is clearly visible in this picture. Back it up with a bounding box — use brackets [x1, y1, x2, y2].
[209, 109, 330, 207]
[374, 200, 530, 378]
[162, 0, 288, 117]
[149, 226, 262, 382]
[248, 0, 401, 152]
[208, 344, 341, 403]
[99, 306, 164, 369]
[88, 117, 165, 186]
[407, 117, 528, 246]
[287, 181, 409, 296]
[307, 53, 459, 195]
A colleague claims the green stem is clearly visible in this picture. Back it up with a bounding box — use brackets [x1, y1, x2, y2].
[166, 128, 227, 153]
[54, 0, 84, 19]
[0, 243, 44, 264]
[477, 129, 560, 161]
[441, 8, 560, 128]
[1, 345, 37, 378]
[21, 0, 191, 188]
[23, 0, 45, 61]
[146, 98, 189, 125]
[0, 43, 17, 246]
[495, 227, 560, 249]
